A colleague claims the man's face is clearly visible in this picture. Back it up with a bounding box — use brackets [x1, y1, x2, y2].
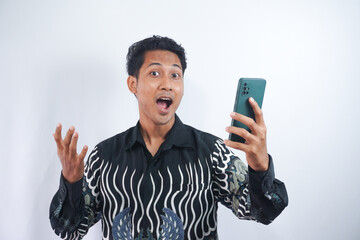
[128, 50, 184, 126]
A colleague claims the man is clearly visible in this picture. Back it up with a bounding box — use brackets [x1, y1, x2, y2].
[50, 36, 288, 240]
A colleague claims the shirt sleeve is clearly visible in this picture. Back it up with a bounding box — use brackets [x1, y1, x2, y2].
[211, 139, 288, 224]
[49, 145, 102, 239]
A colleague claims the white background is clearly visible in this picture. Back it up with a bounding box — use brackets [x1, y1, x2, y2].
[1, 0, 360, 239]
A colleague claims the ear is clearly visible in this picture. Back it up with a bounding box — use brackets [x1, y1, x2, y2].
[127, 75, 137, 95]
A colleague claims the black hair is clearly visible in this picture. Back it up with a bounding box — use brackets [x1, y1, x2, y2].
[126, 35, 187, 78]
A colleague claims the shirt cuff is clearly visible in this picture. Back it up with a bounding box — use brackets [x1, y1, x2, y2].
[59, 172, 83, 209]
[248, 154, 275, 195]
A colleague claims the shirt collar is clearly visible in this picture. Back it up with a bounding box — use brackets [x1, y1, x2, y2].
[125, 114, 195, 151]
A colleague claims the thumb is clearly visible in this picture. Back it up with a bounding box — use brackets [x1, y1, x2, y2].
[78, 145, 88, 162]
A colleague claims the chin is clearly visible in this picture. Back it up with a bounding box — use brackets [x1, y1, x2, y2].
[155, 113, 175, 125]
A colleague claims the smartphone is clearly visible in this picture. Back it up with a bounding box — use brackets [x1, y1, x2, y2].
[229, 78, 266, 143]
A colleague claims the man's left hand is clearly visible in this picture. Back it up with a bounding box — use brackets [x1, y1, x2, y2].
[224, 97, 269, 172]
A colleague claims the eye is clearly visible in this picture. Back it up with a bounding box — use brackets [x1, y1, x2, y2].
[150, 71, 160, 76]
[172, 73, 180, 78]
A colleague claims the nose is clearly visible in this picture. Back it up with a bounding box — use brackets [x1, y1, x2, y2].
[160, 75, 173, 91]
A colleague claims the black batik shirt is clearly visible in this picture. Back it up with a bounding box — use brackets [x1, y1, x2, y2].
[49, 115, 288, 240]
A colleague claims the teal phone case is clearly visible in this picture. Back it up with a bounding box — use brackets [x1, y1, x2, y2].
[229, 78, 266, 143]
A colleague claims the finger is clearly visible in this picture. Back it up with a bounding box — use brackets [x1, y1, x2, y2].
[69, 131, 78, 157]
[53, 123, 63, 151]
[224, 139, 249, 152]
[78, 145, 88, 162]
[226, 126, 255, 143]
[230, 112, 259, 134]
[249, 97, 265, 126]
[63, 126, 75, 152]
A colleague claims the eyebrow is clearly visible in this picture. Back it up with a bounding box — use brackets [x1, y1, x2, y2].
[147, 62, 182, 70]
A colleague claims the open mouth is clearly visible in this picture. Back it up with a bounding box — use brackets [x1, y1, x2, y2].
[156, 97, 173, 110]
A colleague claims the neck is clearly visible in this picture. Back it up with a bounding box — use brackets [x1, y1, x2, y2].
[139, 115, 175, 145]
